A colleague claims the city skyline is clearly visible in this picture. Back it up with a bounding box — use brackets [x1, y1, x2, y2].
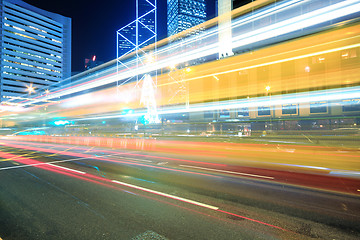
[167, 0, 207, 37]
[23, 0, 217, 72]
[0, 1, 358, 239]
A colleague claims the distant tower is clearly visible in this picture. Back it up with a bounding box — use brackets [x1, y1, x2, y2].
[166, 0, 206, 112]
[167, 0, 206, 37]
[217, 0, 233, 59]
[116, 0, 158, 124]
[116, 0, 157, 86]
[84, 55, 103, 70]
[140, 74, 160, 123]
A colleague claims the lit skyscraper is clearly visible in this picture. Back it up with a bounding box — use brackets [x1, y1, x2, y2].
[217, 0, 233, 58]
[116, 0, 157, 87]
[117, 0, 156, 58]
[167, 0, 206, 37]
[0, 0, 71, 103]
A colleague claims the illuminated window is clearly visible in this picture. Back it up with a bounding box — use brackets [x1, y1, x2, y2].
[342, 99, 360, 112]
[282, 104, 297, 115]
[312, 56, 325, 64]
[310, 102, 327, 113]
[258, 106, 271, 116]
[204, 111, 214, 119]
[238, 107, 249, 117]
[219, 109, 230, 118]
[13, 26, 25, 31]
[341, 48, 357, 59]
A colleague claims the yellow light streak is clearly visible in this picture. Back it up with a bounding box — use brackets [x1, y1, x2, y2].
[158, 42, 360, 87]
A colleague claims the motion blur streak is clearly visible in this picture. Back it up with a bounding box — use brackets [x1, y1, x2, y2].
[1, 138, 359, 195]
[0, 141, 219, 178]
[1, 138, 231, 166]
[0, 149, 294, 234]
[216, 209, 290, 232]
[4, 136, 359, 174]
[180, 165, 274, 179]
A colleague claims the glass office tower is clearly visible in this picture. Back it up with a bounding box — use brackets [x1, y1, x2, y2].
[0, 0, 71, 102]
[167, 0, 206, 37]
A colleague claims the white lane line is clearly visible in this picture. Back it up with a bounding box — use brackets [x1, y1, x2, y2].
[85, 146, 94, 153]
[117, 156, 152, 163]
[180, 165, 274, 180]
[0, 152, 136, 171]
[112, 180, 219, 210]
[47, 163, 86, 174]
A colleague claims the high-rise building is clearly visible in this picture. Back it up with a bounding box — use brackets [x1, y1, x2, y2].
[215, 0, 252, 58]
[232, 0, 252, 9]
[167, 0, 206, 37]
[117, 0, 156, 58]
[84, 55, 103, 70]
[215, 0, 253, 13]
[0, 0, 71, 102]
[217, 0, 233, 59]
[116, 0, 156, 88]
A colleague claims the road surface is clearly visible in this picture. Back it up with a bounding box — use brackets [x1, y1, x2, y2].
[0, 139, 359, 239]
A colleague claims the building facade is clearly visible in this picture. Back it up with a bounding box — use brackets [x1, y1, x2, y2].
[117, 0, 156, 58]
[215, 0, 252, 13]
[0, 0, 71, 102]
[217, 0, 233, 59]
[167, 0, 206, 37]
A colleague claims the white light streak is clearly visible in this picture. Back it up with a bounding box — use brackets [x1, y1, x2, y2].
[180, 165, 274, 179]
[15, 0, 359, 107]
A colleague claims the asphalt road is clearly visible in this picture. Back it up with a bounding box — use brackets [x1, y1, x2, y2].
[0, 139, 359, 239]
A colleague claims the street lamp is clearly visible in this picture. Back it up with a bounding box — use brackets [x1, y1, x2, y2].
[26, 85, 35, 94]
[265, 85, 272, 130]
[45, 89, 50, 95]
[146, 54, 154, 64]
[169, 63, 176, 70]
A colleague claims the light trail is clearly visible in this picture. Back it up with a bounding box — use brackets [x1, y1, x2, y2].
[158, 41, 360, 87]
[216, 209, 289, 232]
[0, 139, 229, 167]
[0, 148, 293, 232]
[180, 165, 275, 179]
[0, 142, 220, 178]
[76, 85, 360, 121]
[9, 0, 359, 108]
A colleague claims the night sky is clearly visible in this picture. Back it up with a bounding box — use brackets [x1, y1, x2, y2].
[23, 0, 216, 72]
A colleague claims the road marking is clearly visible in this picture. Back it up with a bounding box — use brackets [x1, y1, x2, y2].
[180, 165, 274, 179]
[45, 146, 78, 157]
[0, 152, 36, 162]
[47, 163, 86, 174]
[112, 180, 219, 210]
[157, 161, 168, 165]
[85, 146, 94, 153]
[118, 156, 152, 163]
[0, 152, 152, 171]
